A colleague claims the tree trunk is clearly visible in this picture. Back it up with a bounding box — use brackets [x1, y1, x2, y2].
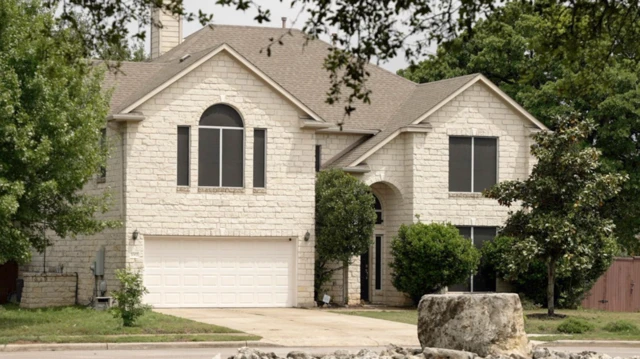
[342, 261, 349, 305]
[547, 259, 556, 316]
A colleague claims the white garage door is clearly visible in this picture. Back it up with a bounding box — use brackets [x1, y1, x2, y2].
[143, 237, 295, 308]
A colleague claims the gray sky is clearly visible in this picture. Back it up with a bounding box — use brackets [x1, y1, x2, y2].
[166, 0, 434, 73]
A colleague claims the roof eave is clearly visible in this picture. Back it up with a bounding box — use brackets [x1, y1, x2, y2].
[316, 127, 380, 135]
[342, 164, 371, 173]
[107, 113, 146, 122]
[299, 119, 332, 130]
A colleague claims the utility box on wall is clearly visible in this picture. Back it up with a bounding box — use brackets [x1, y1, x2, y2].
[94, 246, 105, 276]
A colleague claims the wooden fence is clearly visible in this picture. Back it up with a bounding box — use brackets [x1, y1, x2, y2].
[581, 257, 640, 312]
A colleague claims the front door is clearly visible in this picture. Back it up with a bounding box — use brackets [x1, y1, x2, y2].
[360, 250, 370, 302]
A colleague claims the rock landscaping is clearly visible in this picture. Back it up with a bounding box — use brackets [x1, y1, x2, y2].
[418, 293, 530, 357]
[229, 293, 640, 359]
[229, 346, 640, 359]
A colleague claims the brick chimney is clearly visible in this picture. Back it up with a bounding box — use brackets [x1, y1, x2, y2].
[150, 4, 183, 59]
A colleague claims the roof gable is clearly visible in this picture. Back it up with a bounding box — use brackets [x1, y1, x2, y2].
[329, 74, 548, 168]
[106, 44, 325, 122]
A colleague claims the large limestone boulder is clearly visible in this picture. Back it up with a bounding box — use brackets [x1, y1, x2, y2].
[417, 293, 530, 357]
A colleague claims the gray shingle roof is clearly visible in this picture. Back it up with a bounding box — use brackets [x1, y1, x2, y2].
[103, 24, 485, 166]
[328, 74, 480, 168]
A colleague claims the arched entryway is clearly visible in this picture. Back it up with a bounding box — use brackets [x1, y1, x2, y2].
[360, 181, 403, 304]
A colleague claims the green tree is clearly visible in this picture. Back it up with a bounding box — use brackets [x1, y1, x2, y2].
[390, 221, 480, 304]
[99, 38, 148, 62]
[484, 117, 626, 316]
[315, 169, 376, 304]
[399, 0, 640, 253]
[0, 0, 115, 264]
[481, 236, 615, 308]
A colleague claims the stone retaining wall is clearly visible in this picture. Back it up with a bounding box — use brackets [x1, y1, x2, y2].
[20, 272, 76, 309]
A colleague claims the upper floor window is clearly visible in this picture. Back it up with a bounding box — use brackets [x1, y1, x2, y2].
[198, 104, 244, 187]
[373, 194, 383, 224]
[177, 126, 190, 186]
[449, 137, 497, 193]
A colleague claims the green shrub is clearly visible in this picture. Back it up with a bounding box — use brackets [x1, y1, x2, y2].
[603, 320, 639, 333]
[110, 268, 150, 327]
[390, 222, 480, 304]
[519, 294, 543, 310]
[557, 318, 594, 334]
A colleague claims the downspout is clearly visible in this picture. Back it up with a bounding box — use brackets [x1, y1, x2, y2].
[74, 272, 79, 305]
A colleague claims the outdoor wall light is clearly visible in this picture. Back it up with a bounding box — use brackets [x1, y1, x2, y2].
[304, 231, 311, 241]
[132, 229, 139, 240]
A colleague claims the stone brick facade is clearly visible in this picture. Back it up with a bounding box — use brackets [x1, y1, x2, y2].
[324, 82, 537, 306]
[123, 51, 316, 307]
[20, 273, 76, 309]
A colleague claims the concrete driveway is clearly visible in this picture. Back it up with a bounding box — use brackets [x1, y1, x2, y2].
[155, 308, 419, 347]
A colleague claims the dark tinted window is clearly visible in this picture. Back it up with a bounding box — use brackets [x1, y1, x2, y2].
[373, 194, 383, 224]
[452, 226, 497, 292]
[198, 104, 244, 187]
[198, 128, 220, 186]
[449, 137, 472, 192]
[200, 104, 243, 127]
[99, 128, 106, 180]
[457, 226, 472, 239]
[177, 126, 190, 186]
[474, 138, 497, 192]
[253, 129, 266, 188]
[315, 145, 322, 172]
[450, 226, 473, 292]
[473, 227, 497, 292]
[375, 235, 382, 290]
[221, 129, 243, 187]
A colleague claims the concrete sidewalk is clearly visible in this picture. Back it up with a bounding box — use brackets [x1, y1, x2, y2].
[0, 340, 272, 353]
[155, 308, 420, 347]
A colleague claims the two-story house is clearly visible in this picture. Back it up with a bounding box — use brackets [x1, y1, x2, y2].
[24, 8, 547, 308]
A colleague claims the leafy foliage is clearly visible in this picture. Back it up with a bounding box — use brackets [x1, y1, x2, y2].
[0, 0, 117, 264]
[557, 318, 595, 334]
[111, 269, 150, 327]
[484, 117, 626, 315]
[482, 236, 614, 308]
[314, 169, 376, 302]
[603, 320, 639, 333]
[390, 222, 480, 304]
[399, 0, 640, 253]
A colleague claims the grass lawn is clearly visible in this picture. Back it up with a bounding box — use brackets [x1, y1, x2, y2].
[334, 309, 640, 341]
[0, 304, 260, 345]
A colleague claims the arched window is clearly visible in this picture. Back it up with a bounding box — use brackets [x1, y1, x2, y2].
[198, 104, 244, 187]
[373, 194, 383, 224]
